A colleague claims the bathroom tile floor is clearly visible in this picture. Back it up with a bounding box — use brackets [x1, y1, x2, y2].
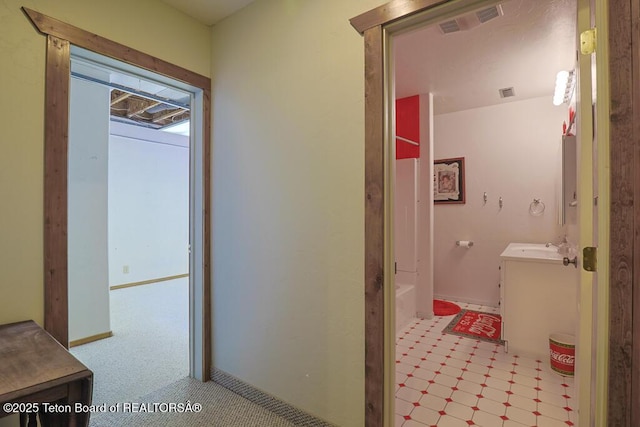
[395, 301, 575, 427]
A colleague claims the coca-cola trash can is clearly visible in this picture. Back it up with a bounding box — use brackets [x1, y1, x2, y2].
[549, 333, 575, 376]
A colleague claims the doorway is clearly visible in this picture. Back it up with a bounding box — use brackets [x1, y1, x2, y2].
[23, 8, 211, 382]
[348, 0, 640, 425]
[66, 48, 194, 404]
[391, 1, 579, 425]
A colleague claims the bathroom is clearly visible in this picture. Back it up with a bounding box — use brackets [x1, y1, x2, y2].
[392, 0, 583, 425]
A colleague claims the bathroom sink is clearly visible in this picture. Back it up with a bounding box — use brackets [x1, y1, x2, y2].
[500, 243, 565, 263]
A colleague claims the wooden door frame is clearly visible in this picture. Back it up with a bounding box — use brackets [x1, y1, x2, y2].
[350, 0, 638, 425]
[22, 8, 211, 381]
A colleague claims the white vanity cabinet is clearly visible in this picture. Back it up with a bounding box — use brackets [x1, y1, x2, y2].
[499, 243, 578, 360]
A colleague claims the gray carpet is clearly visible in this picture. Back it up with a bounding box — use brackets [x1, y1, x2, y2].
[70, 278, 296, 426]
[70, 278, 190, 406]
[90, 377, 296, 427]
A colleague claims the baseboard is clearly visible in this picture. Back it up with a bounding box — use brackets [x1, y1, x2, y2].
[110, 273, 189, 290]
[417, 310, 434, 319]
[69, 331, 113, 347]
[211, 368, 335, 427]
[434, 293, 497, 308]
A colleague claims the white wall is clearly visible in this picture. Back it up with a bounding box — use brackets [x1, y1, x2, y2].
[210, 0, 383, 425]
[108, 122, 189, 286]
[68, 77, 111, 342]
[433, 96, 566, 306]
[416, 94, 434, 318]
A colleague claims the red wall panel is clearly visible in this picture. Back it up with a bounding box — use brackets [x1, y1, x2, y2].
[396, 95, 420, 159]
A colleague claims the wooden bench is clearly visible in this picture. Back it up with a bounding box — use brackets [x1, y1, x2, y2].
[0, 321, 93, 427]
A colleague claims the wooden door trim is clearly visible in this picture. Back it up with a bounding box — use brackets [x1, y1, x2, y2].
[351, 0, 635, 424]
[22, 8, 210, 89]
[362, 25, 385, 426]
[350, 0, 448, 33]
[23, 7, 211, 380]
[607, 0, 639, 424]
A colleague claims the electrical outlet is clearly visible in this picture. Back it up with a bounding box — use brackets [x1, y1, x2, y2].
[123, 265, 130, 274]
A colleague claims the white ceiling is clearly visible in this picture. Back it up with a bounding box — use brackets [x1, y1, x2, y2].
[161, 0, 255, 26]
[161, 0, 576, 114]
[394, 0, 577, 114]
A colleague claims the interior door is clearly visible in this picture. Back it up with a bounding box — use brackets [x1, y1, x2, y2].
[576, 0, 609, 425]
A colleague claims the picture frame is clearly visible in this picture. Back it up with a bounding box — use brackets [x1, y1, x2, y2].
[434, 157, 465, 204]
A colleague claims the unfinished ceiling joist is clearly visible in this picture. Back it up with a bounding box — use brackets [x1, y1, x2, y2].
[109, 89, 190, 129]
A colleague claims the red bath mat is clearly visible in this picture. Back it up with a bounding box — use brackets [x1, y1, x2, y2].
[433, 299, 461, 316]
[443, 310, 503, 344]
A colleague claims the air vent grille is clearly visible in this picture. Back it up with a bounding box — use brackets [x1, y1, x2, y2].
[499, 87, 516, 98]
[439, 19, 461, 34]
[476, 5, 504, 23]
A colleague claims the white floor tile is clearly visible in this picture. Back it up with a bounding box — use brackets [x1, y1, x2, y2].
[437, 414, 469, 427]
[510, 382, 538, 399]
[505, 405, 537, 425]
[477, 396, 507, 416]
[413, 367, 437, 382]
[462, 370, 487, 384]
[397, 386, 424, 403]
[480, 386, 509, 403]
[434, 373, 459, 388]
[485, 376, 511, 391]
[444, 357, 468, 369]
[538, 390, 568, 407]
[405, 376, 430, 392]
[427, 382, 454, 399]
[507, 393, 537, 412]
[395, 398, 415, 416]
[401, 419, 427, 427]
[397, 362, 416, 375]
[409, 405, 440, 425]
[440, 365, 464, 379]
[536, 414, 572, 426]
[502, 419, 528, 427]
[538, 401, 570, 422]
[511, 373, 538, 387]
[512, 364, 540, 378]
[487, 367, 512, 381]
[444, 401, 474, 421]
[472, 409, 506, 427]
[456, 379, 483, 396]
[450, 389, 478, 407]
[539, 380, 570, 396]
[466, 362, 490, 375]
[395, 307, 577, 427]
[419, 393, 448, 412]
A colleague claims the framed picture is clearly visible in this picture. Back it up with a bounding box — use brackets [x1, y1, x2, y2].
[434, 157, 465, 204]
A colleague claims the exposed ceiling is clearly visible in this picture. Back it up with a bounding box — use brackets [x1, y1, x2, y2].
[394, 0, 576, 114]
[109, 90, 190, 130]
[71, 57, 192, 132]
[161, 0, 255, 26]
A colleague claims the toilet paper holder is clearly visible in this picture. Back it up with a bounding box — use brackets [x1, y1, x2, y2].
[456, 240, 474, 248]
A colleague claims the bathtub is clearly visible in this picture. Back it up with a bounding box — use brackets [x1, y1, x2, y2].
[395, 283, 416, 335]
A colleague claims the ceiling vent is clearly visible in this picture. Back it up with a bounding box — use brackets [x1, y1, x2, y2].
[438, 19, 462, 34]
[476, 5, 504, 24]
[499, 87, 516, 98]
[438, 4, 503, 35]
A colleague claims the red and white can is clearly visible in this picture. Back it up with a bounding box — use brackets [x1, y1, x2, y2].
[549, 333, 575, 376]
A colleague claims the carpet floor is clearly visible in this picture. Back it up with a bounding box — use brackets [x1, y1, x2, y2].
[71, 278, 295, 427]
[90, 377, 296, 427]
[70, 278, 190, 406]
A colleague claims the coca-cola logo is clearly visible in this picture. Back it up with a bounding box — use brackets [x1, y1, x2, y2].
[550, 349, 575, 365]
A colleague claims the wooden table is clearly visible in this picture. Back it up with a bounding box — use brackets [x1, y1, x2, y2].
[0, 320, 93, 427]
